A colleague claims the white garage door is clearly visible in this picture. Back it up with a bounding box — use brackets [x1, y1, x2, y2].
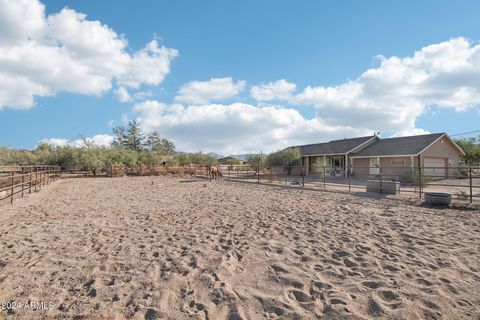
[424, 158, 446, 178]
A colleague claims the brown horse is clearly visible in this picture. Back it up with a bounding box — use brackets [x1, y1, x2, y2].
[209, 165, 222, 180]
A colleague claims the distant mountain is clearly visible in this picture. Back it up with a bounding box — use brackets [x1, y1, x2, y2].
[227, 153, 256, 161]
[207, 152, 224, 158]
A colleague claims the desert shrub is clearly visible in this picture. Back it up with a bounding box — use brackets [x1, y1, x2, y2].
[456, 191, 469, 200]
[266, 148, 301, 167]
[247, 154, 266, 167]
[401, 168, 432, 185]
[311, 158, 327, 175]
[224, 158, 243, 165]
[454, 163, 469, 178]
[454, 137, 480, 165]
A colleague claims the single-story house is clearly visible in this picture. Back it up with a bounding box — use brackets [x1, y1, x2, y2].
[218, 156, 247, 165]
[299, 135, 378, 177]
[349, 133, 465, 178]
[298, 133, 465, 179]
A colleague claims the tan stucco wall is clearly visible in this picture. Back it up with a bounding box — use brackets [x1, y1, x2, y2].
[421, 136, 461, 160]
[351, 158, 369, 176]
[352, 157, 414, 177]
[351, 137, 462, 178]
[420, 136, 462, 177]
[380, 157, 414, 177]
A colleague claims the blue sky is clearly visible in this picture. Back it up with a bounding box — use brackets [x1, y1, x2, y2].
[1, 0, 480, 154]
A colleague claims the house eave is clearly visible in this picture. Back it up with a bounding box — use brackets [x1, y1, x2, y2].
[301, 153, 347, 157]
[350, 154, 418, 159]
[347, 136, 379, 154]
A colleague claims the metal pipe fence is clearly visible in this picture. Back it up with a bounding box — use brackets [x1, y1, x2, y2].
[208, 164, 480, 203]
[7, 163, 475, 205]
[0, 165, 61, 204]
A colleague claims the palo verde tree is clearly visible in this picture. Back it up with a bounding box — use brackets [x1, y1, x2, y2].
[76, 136, 106, 176]
[248, 153, 266, 167]
[454, 137, 480, 165]
[265, 147, 301, 167]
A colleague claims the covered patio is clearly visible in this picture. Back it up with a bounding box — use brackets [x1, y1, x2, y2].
[302, 154, 349, 177]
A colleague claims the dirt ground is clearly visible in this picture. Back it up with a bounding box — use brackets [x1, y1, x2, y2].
[0, 176, 479, 319]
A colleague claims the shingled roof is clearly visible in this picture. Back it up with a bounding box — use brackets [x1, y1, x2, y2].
[299, 136, 376, 156]
[351, 133, 445, 157]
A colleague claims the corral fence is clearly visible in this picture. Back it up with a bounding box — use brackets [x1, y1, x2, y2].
[0, 165, 61, 204]
[103, 163, 479, 203]
[208, 164, 480, 203]
[10, 163, 475, 204]
[106, 164, 208, 177]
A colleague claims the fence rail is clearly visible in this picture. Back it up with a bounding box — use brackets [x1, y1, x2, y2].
[100, 163, 478, 203]
[0, 165, 60, 204]
[209, 164, 480, 203]
[4, 164, 476, 205]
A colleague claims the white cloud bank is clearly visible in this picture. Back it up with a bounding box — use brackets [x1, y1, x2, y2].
[293, 37, 480, 134]
[175, 77, 245, 104]
[250, 79, 296, 101]
[115, 87, 132, 103]
[127, 37, 480, 153]
[39, 134, 113, 147]
[132, 100, 370, 154]
[0, 0, 177, 110]
[11, 14, 480, 154]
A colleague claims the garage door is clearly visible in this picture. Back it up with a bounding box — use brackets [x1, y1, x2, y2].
[424, 158, 446, 178]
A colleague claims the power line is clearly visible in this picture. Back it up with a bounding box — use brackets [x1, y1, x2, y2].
[450, 129, 480, 137]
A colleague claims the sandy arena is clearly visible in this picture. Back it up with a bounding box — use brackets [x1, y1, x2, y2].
[0, 176, 479, 319]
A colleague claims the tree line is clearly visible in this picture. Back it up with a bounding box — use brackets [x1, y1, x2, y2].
[0, 121, 301, 176]
[2, 127, 477, 176]
[111, 121, 175, 154]
[0, 121, 216, 175]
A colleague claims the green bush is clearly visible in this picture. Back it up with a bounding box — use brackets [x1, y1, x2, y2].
[400, 168, 432, 185]
[266, 148, 301, 167]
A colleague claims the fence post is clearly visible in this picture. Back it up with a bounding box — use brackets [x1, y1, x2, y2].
[348, 168, 351, 192]
[29, 167, 32, 194]
[470, 167, 473, 203]
[415, 162, 422, 198]
[21, 168, 25, 198]
[418, 165, 422, 198]
[302, 166, 305, 187]
[323, 166, 326, 189]
[257, 165, 260, 183]
[379, 174, 383, 195]
[10, 170, 14, 204]
[284, 167, 287, 185]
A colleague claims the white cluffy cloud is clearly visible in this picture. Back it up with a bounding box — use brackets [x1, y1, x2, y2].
[115, 87, 132, 103]
[132, 100, 370, 155]
[0, 0, 177, 110]
[128, 37, 480, 153]
[39, 134, 113, 147]
[250, 79, 296, 101]
[292, 37, 480, 134]
[175, 77, 246, 104]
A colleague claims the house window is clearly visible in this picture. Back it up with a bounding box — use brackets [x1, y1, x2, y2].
[448, 159, 455, 166]
[391, 159, 406, 167]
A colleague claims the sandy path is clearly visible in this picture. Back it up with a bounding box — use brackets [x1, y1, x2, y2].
[0, 176, 479, 319]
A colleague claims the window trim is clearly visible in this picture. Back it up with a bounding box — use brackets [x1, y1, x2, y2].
[391, 159, 406, 167]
